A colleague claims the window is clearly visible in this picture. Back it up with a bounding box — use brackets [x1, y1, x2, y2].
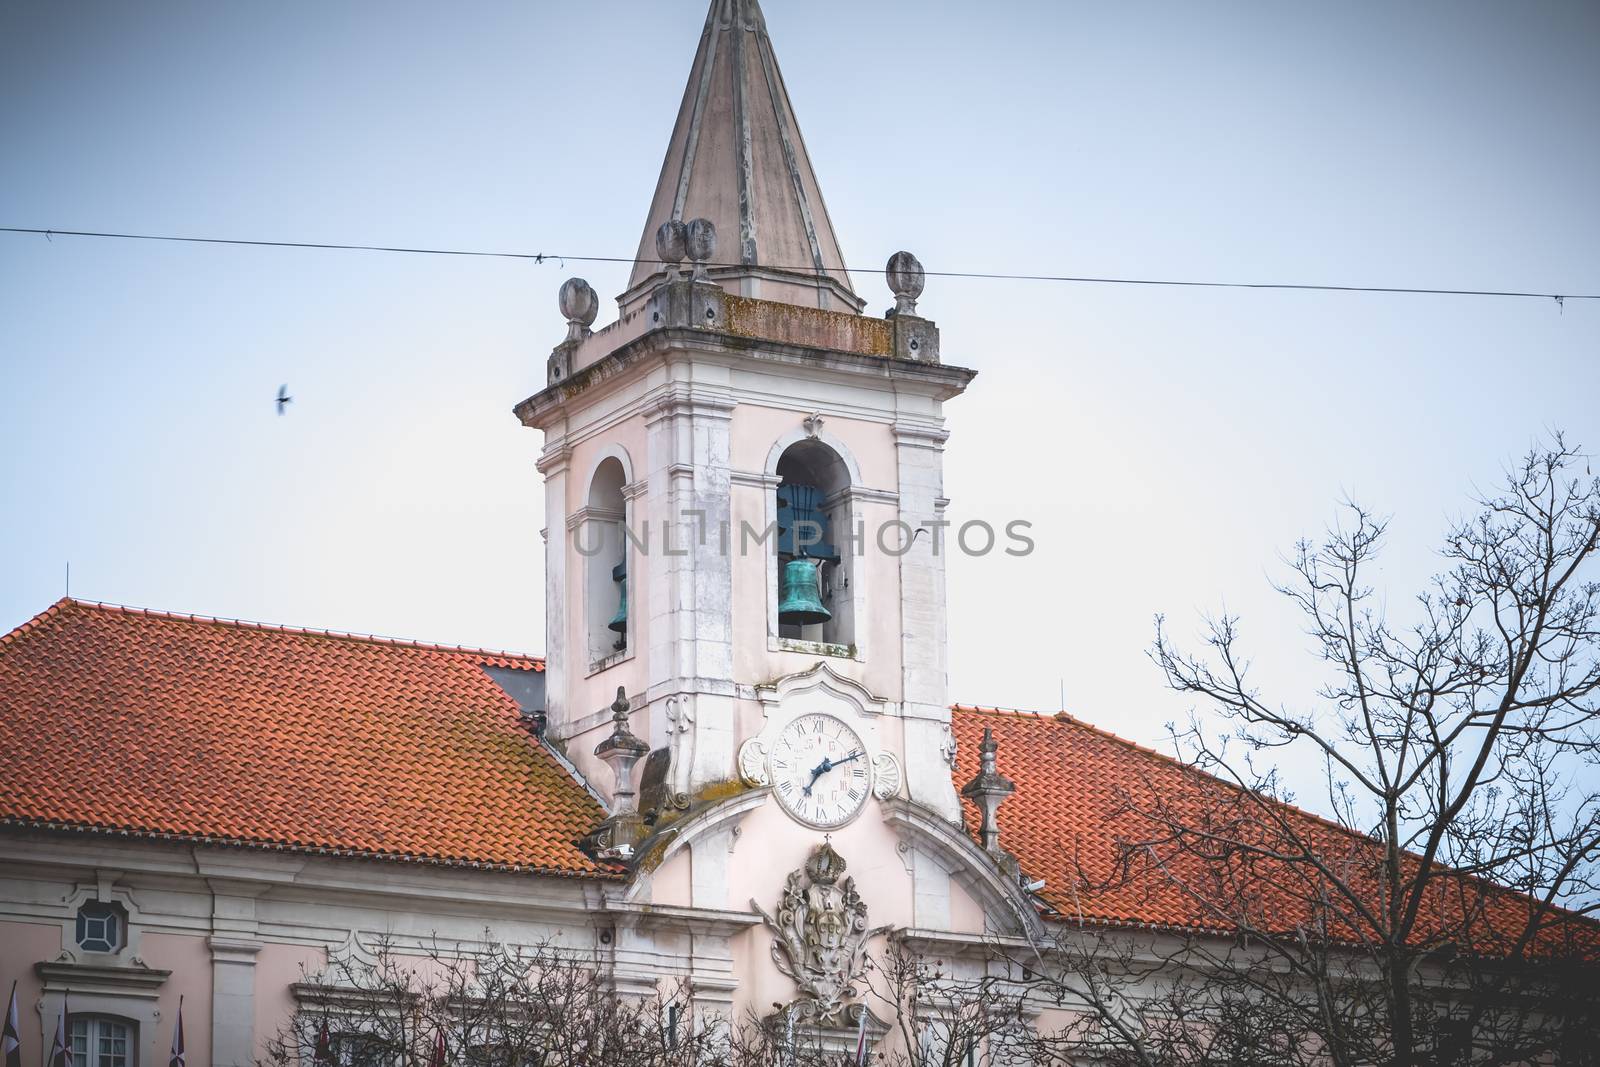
[74, 903, 126, 954]
[466, 1042, 546, 1067]
[775, 439, 853, 648]
[331, 1033, 397, 1067]
[71, 1017, 132, 1067]
[583, 457, 629, 667]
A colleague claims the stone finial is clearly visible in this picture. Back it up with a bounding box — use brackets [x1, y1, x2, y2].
[594, 687, 649, 816]
[655, 220, 688, 280]
[685, 217, 717, 282]
[960, 726, 1015, 854]
[558, 277, 599, 342]
[886, 251, 925, 316]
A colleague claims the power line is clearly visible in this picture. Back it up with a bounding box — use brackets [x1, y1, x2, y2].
[1, 226, 1594, 304]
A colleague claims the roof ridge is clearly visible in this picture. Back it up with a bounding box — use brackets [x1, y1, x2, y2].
[35, 598, 545, 666]
[951, 703, 1056, 719]
[0, 597, 75, 649]
[955, 701, 1205, 775]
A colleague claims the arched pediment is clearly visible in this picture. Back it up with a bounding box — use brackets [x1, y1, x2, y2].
[622, 787, 769, 904]
[879, 797, 1046, 940]
[753, 660, 891, 717]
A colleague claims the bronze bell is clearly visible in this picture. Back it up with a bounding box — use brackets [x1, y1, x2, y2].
[778, 558, 830, 627]
[607, 560, 628, 635]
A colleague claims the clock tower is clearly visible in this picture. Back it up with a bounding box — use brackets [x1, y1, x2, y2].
[517, 0, 1037, 1038]
[516, 0, 974, 850]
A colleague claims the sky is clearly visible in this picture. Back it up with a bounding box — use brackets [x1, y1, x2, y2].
[2, 0, 1597, 801]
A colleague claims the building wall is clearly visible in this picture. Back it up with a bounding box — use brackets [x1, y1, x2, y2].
[0, 835, 606, 1067]
[1, 786, 1027, 1066]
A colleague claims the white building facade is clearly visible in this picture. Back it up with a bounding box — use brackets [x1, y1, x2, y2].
[1, 2, 1046, 1064]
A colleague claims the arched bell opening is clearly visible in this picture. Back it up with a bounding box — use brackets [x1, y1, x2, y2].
[584, 456, 629, 666]
[775, 439, 853, 647]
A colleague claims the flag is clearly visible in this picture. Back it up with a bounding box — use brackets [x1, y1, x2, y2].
[2, 981, 21, 1067]
[48, 1009, 70, 1067]
[428, 1030, 446, 1067]
[853, 1007, 869, 1067]
[167, 998, 185, 1067]
[313, 1020, 333, 1065]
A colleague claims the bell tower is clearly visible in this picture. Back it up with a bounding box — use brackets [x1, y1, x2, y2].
[515, 0, 975, 853]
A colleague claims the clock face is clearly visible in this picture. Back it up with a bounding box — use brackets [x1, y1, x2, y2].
[768, 713, 871, 828]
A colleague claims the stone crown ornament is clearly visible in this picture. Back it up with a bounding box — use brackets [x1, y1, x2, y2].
[753, 842, 888, 1026]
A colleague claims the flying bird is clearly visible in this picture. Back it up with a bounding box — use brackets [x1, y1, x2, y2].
[275, 384, 293, 415]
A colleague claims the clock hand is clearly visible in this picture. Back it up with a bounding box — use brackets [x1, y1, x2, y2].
[802, 751, 866, 796]
[801, 757, 830, 796]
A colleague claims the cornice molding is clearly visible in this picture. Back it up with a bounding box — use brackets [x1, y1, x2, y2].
[35, 960, 171, 996]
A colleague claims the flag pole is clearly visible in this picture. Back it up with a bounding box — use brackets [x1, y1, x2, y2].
[2, 980, 22, 1067]
[168, 996, 185, 1067]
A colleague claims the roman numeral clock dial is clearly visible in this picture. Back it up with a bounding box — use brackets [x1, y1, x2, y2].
[768, 713, 870, 828]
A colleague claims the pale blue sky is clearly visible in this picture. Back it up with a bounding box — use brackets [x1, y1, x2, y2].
[2, 1, 1597, 785]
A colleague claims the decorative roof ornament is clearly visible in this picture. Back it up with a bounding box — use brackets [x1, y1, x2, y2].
[558, 278, 599, 343]
[885, 251, 925, 317]
[960, 726, 1016, 854]
[685, 217, 717, 283]
[588, 687, 651, 860]
[753, 842, 888, 1025]
[655, 220, 688, 281]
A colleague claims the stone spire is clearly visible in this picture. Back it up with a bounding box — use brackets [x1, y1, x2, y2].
[622, 0, 863, 314]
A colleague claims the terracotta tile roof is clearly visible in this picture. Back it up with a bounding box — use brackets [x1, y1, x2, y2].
[951, 706, 1597, 954]
[0, 599, 613, 878]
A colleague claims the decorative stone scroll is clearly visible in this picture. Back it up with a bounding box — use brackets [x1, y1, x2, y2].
[752, 842, 887, 1025]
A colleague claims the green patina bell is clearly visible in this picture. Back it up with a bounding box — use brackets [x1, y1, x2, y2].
[607, 560, 628, 634]
[778, 557, 830, 627]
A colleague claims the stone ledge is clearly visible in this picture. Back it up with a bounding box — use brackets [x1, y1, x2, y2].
[724, 294, 892, 357]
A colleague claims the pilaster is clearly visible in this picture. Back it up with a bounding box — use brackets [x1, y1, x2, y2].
[537, 440, 572, 733]
[643, 385, 738, 791]
[893, 423, 960, 821]
[207, 880, 266, 1067]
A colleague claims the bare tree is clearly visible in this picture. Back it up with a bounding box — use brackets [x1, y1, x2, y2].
[261, 933, 721, 1067]
[1029, 435, 1600, 1066]
[860, 939, 1032, 1067]
[262, 932, 1046, 1067]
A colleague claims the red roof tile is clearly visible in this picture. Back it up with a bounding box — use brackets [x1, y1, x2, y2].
[1, 599, 612, 878]
[952, 706, 1596, 954]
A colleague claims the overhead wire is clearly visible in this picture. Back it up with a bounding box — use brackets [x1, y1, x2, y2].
[1, 226, 1594, 304]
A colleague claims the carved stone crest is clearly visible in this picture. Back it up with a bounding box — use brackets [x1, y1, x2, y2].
[752, 843, 887, 1025]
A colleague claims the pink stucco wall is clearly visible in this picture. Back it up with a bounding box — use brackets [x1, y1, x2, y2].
[252, 942, 323, 1060]
[138, 933, 214, 1067]
[1, 920, 61, 1064]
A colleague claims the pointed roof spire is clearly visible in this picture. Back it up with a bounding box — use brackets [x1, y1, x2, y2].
[623, 0, 863, 314]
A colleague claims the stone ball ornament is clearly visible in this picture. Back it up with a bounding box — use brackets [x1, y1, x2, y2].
[655, 219, 688, 266]
[685, 217, 717, 278]
[558, 277, 599, 341]
[885, 250, 925, 315]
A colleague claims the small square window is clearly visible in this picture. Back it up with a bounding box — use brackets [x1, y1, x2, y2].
[74, 903, 125, 954]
